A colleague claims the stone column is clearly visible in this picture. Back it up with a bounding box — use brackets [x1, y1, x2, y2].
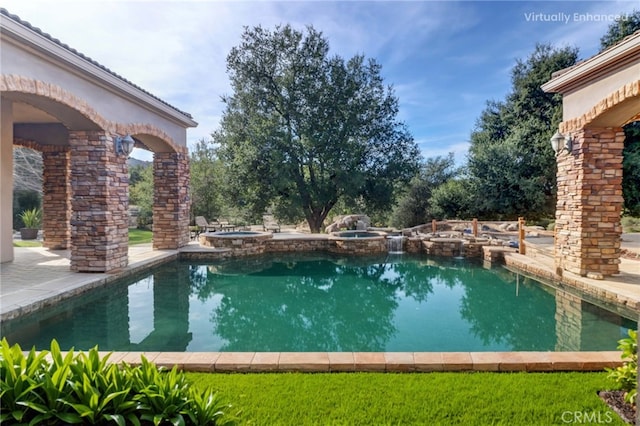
[42, 147, 71, 250]
[554, 127, 624, 278]
[153, 151, 190, 249]
[69, 131, 129, 272]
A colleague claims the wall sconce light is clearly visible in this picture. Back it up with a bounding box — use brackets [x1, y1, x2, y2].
[115, 134, 135, 157]
[550, 131, 572, 154]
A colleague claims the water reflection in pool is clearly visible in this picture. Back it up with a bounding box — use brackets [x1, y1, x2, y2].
[2, 253, 635, 352]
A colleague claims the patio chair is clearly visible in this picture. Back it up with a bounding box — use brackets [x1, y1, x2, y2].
[217, 218, 236, 231]
[263, 215, 281, 233]
[195, 216, 219, 233]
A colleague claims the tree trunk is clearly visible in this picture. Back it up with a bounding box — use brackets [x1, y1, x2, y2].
[307, 215, 323, 234]
[305, 208, 330, 234]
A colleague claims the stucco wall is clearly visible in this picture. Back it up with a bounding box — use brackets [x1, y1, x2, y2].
[562, 61, 640, 121]
[1, 40, 188, 146]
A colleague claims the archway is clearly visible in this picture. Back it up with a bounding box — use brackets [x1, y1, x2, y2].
[2, 10, 198, 272]
[122, 130, 190, 250]
[3, 83, 192, 272]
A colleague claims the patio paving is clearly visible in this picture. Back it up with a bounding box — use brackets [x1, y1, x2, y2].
[514, 234, 640, 316]
[1, 234, 638, 372]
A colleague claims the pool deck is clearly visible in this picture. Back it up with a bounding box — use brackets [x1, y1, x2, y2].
[1, 232, 638, 372]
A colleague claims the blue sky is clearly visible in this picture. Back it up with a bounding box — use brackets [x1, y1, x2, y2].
[4, 1, 638, 163]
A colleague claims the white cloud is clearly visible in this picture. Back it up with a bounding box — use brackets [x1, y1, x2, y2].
[4, 0, 633, 164]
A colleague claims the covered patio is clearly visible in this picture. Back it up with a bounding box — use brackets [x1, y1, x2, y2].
[542, 31, 640, 279]
[1, 9, 197, 272]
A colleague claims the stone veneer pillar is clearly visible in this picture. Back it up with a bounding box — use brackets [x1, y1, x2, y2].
[69, 131, 129, 272]
[42, 147, 71, 250]
[153, 151, 190, 249]
[554, 127, 624, 277]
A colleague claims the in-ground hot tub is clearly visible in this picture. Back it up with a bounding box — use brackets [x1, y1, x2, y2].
[199, 231, 273, 256]
[329, 230, 388, 254]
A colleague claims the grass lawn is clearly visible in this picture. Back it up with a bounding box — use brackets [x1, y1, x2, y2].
[14, 229, 154, 245]
[186, 372, 625, 425]
[12, 240, 42, 247]
[128, 228, 153, 245]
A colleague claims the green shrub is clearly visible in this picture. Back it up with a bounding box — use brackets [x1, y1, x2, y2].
[607, 329, 637, 404]
[527, 218, 553, 229]
[0, 338, 239, 425]
[621, 216, 640, 233]
[18, 208, 41, 229]
[12, 190, 41, 230]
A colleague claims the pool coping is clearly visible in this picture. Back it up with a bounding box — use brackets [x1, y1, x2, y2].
[96, 350, 623, 372]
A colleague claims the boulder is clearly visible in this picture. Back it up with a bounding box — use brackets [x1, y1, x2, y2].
[324, 214, 371, 233]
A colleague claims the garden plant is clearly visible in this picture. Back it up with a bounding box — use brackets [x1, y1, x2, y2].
[0, 338, 239, 425]
[607, 329, 638, 404]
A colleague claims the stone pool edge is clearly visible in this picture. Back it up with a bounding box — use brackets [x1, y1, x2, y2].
[91, 351, 622, 372]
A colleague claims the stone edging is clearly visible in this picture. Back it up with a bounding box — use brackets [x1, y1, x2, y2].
[96, 351, 623, 373]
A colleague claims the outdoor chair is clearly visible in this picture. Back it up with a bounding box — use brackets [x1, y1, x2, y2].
[217, 218, 236, 231]
[263, 215, 281, 233]
[195, 216, 219, 233]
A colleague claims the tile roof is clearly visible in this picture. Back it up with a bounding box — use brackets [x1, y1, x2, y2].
[1, 8, 193, 119]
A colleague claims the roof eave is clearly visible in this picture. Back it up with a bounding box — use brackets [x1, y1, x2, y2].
[0, 12, 197, 129]
[541, 31, 640, 94]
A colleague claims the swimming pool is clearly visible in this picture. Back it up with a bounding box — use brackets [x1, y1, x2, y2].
[2, 253, 634, 352]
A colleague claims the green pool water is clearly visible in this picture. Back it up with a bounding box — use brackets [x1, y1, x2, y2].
[3, 253, 635, 352]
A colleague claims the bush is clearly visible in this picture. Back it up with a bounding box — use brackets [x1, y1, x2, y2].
[0, 338, 239, 425]
[12, 190, 41, 230]
[621, 216, 640, 233]
[527, 218, 553, 229]
[18, 208, 41, 229]
[606, 329, 637, 404]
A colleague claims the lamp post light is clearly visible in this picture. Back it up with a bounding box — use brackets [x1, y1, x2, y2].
[550, 131, 572, 154]
[115, 134, 135, 157]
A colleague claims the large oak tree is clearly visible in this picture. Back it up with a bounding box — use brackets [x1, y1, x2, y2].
[216, 25, 420, 232]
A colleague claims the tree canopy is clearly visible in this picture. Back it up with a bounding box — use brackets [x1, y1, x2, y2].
[463, 44, 578, 219]
[216, 25, 420, 232]
[391, 154, 458, 227]
[189, 139, 227, 221]
[599, 10, 640, 51]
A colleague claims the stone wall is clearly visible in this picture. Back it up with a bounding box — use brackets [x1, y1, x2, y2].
[405, 237, 422, 253]
[329, 237, 387, 255]
[554, 127, 624, 277]
[266, 238, 329, 253]
[69, 131, 128, 272]
[199, 232, 273, 257]
[153, 152, 190, 250]
[42, 147, 71, 250]
[190, 234, 505, 261]
[422, 239, 464, 257]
